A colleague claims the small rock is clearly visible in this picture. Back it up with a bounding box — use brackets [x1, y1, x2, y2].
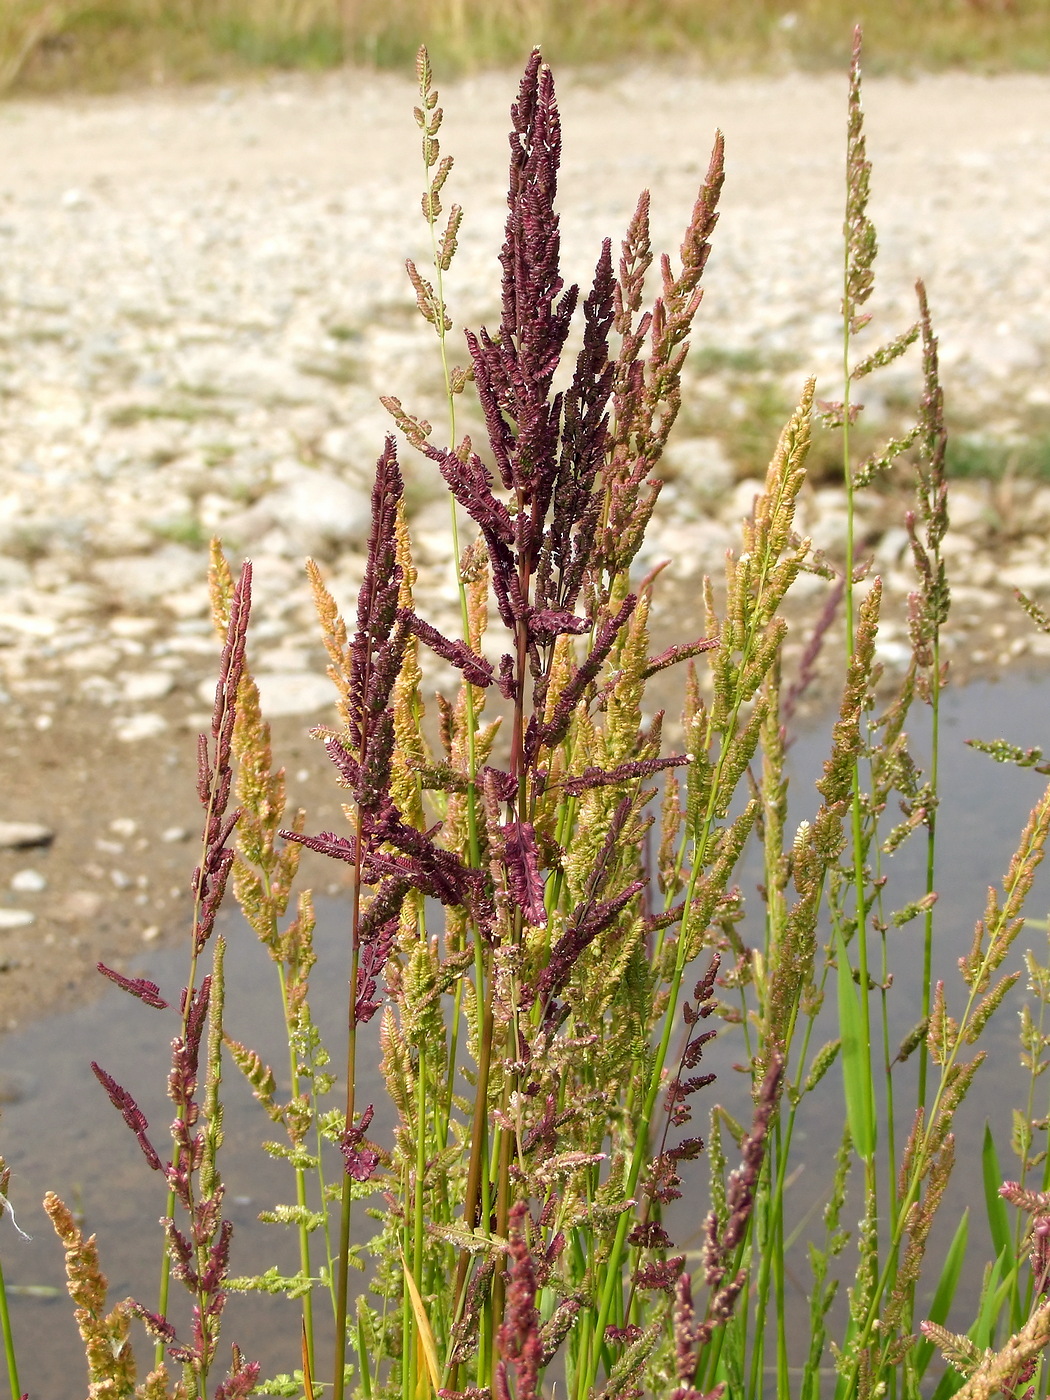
[0, 821, 53, 850]
[947, 486, 991, 530]
[254, 672, 336, 717]
[51, 890, 104, 922]
[95, 544, 206, 606]
[161, 826, 189, 843]
[114, 712, 169, 742]
[11, 869, 46, 893]
[141, 925, 160, 943]
[874, 526, 910, 569]
[0, 909, 34, 929]
[110, 870, 132, 890]
[122, 670, 176, 702]
[874, 637, 912, 668]
[1001, 562, 1050, 593]
[0, 611, 58, 638]
[63, 644, 121, 673]
[257, 645, 312, 672]
[108, 615, 157, 639]
[228, 468, 371, 558]
[109, 818, 138, 838]
[164, 585, 211, 620]
[727, 478, 765, 521]
[664, 436, 735, 503]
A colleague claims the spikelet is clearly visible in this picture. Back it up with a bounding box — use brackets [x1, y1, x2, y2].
[306, 557, 353, 730]
[45, 1192, 138, 1400]
[843, 26, 877, 332]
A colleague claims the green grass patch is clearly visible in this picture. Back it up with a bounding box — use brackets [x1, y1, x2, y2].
[5, 0, 1050, 93]
[108, 400, 231, 427]
[946, 433, 1050, 482]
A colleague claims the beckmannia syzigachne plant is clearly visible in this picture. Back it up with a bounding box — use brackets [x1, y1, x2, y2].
[26, 32, 1050, 1400]
[274, 45, 790, 1400]
[41, 563, 259, 1400]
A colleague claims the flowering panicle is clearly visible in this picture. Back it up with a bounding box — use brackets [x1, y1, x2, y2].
[495, 1203, 542, 1400]
[592, 134, 725, 593]
[95, 963, 168, 1009]
[192, 561, 250, 954]
[843, 25, 876, 333]
[45, 1192, 138, 1400]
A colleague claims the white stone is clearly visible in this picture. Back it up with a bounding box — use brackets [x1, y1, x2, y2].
[96, 544, 207, 605]
[122, 670, 175, 702]
[0, 612, 58, 638]
[164, 585, 211, 619]
[874, 637, 912, 668]
[808, 511, 850, 556]
[727, 478, 765, 521]
[257, 645, 312, 672]
[64, 644, 121, 673]
[114, 712, 169, 742]
[0, 909, 34, 929]
[1000, 562, 1050, 593]
[874, 527, 910, 569]
[254, 671, 336, 717]
[664, 436, 735, 503]
[176, 347, 320, 405]
[229, 468, 372, 559]
[0, 822, 53, 849]
[11, 869, 46, 892]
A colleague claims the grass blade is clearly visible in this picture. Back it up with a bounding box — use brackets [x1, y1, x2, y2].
[836, 924, 875, 1161]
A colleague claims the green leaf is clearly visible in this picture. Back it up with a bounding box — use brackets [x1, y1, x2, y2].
[982, 1124, 1011, 1265]
[970, 1245, 1009, 1353]
[836, 924, 874, 1161]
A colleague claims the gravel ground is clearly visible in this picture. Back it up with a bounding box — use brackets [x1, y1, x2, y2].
[0, 63, 1049, 1031]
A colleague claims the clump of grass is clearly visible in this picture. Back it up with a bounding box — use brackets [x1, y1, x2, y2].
[9, 30, 1050, 1400]
[6, 0, 1050, 92]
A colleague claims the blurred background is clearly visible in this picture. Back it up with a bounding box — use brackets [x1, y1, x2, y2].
[0, 0, 1047, 94]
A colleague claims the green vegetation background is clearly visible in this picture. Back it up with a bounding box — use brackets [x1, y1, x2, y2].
[2, 0, 1049, 95]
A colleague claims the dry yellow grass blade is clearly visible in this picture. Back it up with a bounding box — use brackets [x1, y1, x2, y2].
[400, 1247, 442, 1398]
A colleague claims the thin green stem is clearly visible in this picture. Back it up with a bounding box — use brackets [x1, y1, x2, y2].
[331, 842, 363, 1400]
[0, 1250, 20, 1400]
[917, 634, 941, 1111]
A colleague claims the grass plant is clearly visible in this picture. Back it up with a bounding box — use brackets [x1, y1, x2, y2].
[8, 29, 1050, 1400]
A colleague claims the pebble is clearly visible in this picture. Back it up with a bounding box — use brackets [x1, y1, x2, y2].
[122, 671, 176, 702]
[195, 669, 334, 715]
[10, 870, 46, 893]
[0, 910, 34, 929]
[114, 712, 169, 742]
[253, 672, 337, 717]
[50, 890, 104, 922]
[0, 822, 53, 850]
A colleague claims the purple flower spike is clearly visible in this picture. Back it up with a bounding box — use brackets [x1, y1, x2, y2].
[91, 1061, 163, 1172]
[97, 962, 169, 1009]
[341, 1105, 380, 1182]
